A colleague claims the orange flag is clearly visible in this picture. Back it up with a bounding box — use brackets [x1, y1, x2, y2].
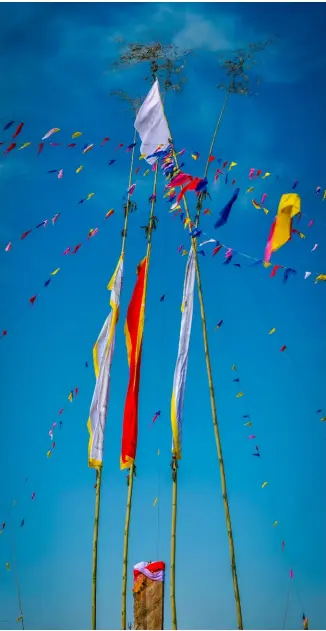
[120, 257, 147, 469]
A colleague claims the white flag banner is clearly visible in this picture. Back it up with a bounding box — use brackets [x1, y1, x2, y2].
[135, 79, 170, 164]
[170, 247, 195, 459]
[87, 256, 123, 468]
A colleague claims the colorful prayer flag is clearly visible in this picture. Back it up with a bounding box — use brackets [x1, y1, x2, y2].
[171, 248, 195, 459]
[134, 79, 170, 164]
[120, 257, 147, 469]
[88, 256, 124, 468]
[265, 193, 301, 262]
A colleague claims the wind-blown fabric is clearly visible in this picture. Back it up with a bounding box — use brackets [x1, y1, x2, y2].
[171, 248, 195, 459]
[87, 255, 123, 468]
[120, 257, 147, 469]
[214, 188, 240, 228]
[134, 79, 170, 164]
[265, 193, 301, 262]
[133, 561, 165, 582]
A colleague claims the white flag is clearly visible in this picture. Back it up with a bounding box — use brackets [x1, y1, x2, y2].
[170, 248, 195, 459]
[135, 79, 170, 164]
[87, 255, 123, 468]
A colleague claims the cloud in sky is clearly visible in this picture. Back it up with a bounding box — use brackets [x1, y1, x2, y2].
[173, 11, 239, 52]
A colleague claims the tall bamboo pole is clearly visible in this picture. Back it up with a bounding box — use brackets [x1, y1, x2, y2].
[166, 118, 243, 629]
[170, 457, 178, 631]
[9, 516, 24, 630]
[91, 136, 137, 630]
[121, 126, 138, 256]
[92, 467, 102, 630]
[194, 88, 230, 228]
[121, 165, 159, 630]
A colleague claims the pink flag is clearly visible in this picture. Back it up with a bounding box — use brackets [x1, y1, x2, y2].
[308, 219, 314, 227]
[52, 213, 60, 225]
[58, 169, 63, 179]
[62, 247, 71, 256]
[128, 184, 136, 196]
[5, 242, 12, 252]
[289, 570, 293, 579]
[261, 193, 267, 204]
[249, 168, 255, 179]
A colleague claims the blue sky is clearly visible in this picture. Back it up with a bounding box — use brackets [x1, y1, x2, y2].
[0, 2, 326, 630]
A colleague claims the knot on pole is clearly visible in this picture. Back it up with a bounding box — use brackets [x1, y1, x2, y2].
[170, 456, 178, 482]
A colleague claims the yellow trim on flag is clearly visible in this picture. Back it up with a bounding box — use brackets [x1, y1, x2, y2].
[171, 392, 181, 459]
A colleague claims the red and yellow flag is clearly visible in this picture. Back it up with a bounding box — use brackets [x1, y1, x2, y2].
[120, 256, 148, 469]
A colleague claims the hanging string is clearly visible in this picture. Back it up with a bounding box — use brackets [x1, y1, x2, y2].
[9, 515, 24, 630]
[282, 579, 292, 630]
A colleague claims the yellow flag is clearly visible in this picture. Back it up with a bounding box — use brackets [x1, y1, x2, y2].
[320, 417, 326, 422]
[68, 392, 73, 402]
[182, 250, 188, 256]
[76, 165, 83, 174]
[323, 190, 326, 200]
[17, 616, 23, 623]
[72, 131, 82, 138]
[236, 392, 244, 398]
[263, 261, 272, 268]
[19, 142, 31, 150]
[315, 274, 326, 283]
[246, 187, 254, 193]
[232, 364, 237, 371]
[184, 218, 191, 228]
[139, 154, 146, 160]
[269, 328, 276, 335]
[157, 449, 160, 456]
[50, 268, 60, 276]
[153, 498, 158, 507]
[47, 450, 52, 457]
[273, 520, 279, 527]
[268, 193, 301, 257]
[87, 192, 94, 200]
[244, 421, 252, 427]
[144, 169, 149, 176]
[5, 562, 10, 571]
[228, 161, 237, 171]
[263, 208, 269, 215]
[262, 172, 271, 179]
[262, 482, 268, 489]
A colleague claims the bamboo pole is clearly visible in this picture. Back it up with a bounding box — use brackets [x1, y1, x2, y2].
[165, 118, 243, 628]
[9, 516, 24, 630]
[170, 457, 178, 631]
[121, 126, 138, 256]
[121, 165, 159, 630]
[92, 467, 102, 630]
[91, 136, 137, 630]
[121, 462, 135, 630]
[195, 89, 230, 228]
